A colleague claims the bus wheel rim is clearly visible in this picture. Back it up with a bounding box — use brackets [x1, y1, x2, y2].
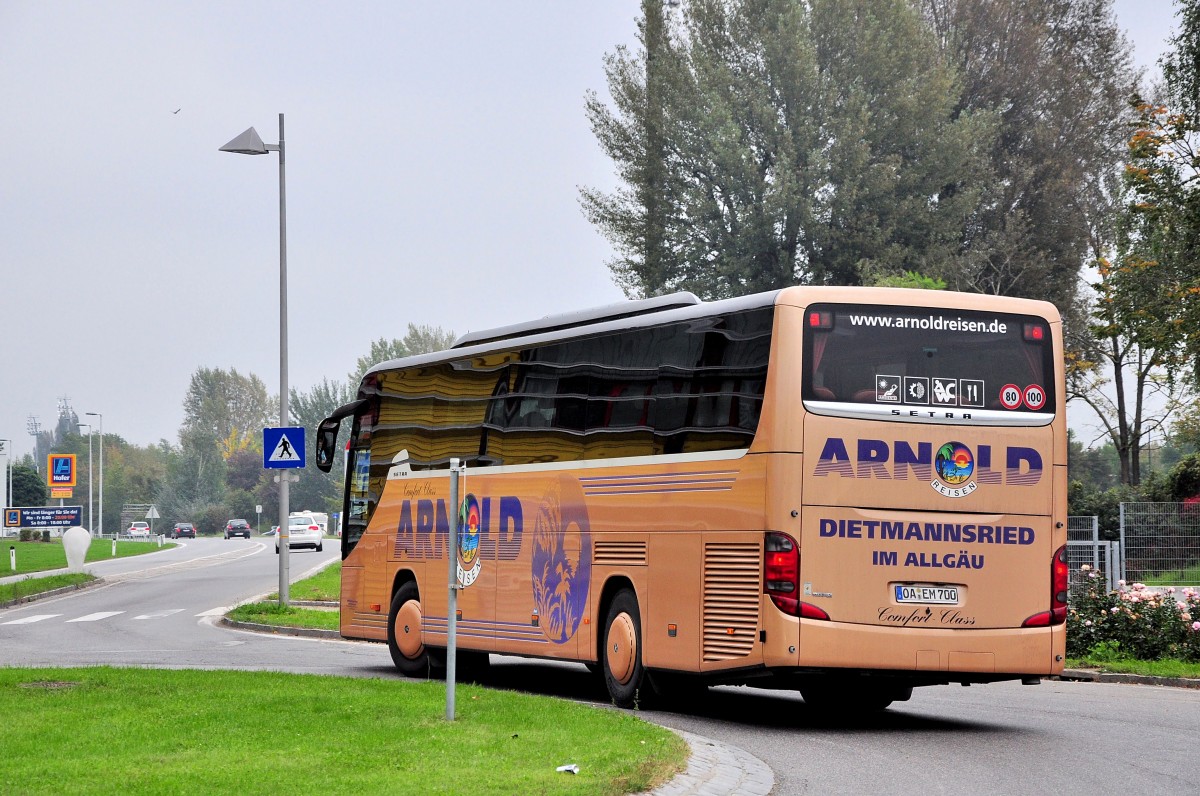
[396, 600, 425, 660]
[607, 612, 637, 685]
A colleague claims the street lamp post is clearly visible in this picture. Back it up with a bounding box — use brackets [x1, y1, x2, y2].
[77, 424, 93, 533]
[0, 439, 10, 508]
[85, 412, 103, 537]
[221, 113, 291, 604]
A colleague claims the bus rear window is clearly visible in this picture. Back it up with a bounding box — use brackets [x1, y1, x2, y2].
[803, 304, 1054, 425]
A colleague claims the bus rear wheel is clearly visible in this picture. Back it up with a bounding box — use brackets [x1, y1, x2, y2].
[387, 582, 430, 678]
[602, 589, 646, 708]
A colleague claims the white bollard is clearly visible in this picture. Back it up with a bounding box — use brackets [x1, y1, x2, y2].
[63, 526, 91, 572]
[9, 546, 14, 572]
[111, 538, 117, 557]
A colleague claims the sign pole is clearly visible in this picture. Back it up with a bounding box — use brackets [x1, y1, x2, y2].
[263, 425, 305, 607]
[446, 458, 460, 721]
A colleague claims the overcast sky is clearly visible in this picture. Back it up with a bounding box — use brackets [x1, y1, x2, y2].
[0, 0, 1181, 456]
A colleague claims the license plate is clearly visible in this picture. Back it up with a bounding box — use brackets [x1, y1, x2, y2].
[895, 584, 959, 604]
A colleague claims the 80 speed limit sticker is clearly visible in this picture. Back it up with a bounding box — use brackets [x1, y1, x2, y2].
[999, 384, 1023, 410]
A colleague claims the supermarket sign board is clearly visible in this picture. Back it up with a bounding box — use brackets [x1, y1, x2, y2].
[4, 506, 83, 528]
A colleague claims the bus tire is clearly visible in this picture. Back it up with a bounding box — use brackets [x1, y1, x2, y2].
[602, 589, 646, 709]
[387, 582, 430, 678]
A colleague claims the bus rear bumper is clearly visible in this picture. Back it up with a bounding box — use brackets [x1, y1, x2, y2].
[791, 618, 1064, 678]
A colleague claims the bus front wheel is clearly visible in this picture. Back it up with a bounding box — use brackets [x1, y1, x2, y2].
[387, 582, 430, 678]
[602, 589, 646, 708]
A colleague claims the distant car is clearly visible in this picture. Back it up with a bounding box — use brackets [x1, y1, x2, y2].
[171, 522, 196, 539]
[128, 521, 151, 537]
[277, 513, 323, 553]
[264, 527, 279, 537]
[224, 519, 251, 539]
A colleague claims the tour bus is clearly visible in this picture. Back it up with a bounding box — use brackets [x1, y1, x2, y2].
[315, 286, 1067, 710]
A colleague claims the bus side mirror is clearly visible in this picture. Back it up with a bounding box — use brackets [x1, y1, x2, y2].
[315, 417, 340, 473]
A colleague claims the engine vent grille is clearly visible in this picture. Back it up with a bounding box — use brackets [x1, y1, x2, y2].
[702, 542, 760, 661]
[594, 540, 648, 567]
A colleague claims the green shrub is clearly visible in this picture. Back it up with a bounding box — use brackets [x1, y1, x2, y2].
[1068, 569, 1200, 662]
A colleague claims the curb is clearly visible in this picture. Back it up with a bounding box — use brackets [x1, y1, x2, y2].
[641, 731, 773, 796]
[219, 617, 341, 640]
[1057, 667, 1200, 689]
[0, 577, 104, 609]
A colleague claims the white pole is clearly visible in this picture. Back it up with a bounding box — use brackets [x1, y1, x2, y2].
[87, 430, 93, 534]
[87, 413, 104, 538]
[1, 439, 9, 508]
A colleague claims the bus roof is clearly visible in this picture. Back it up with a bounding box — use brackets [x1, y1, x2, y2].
[364, 290, 780, 382]
[450, 292, 702, 349]
[362, 285, 1059, 383]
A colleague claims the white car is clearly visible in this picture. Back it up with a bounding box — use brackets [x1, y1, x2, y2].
[277, 514, 324, 553]
[127, 521, 151, 537]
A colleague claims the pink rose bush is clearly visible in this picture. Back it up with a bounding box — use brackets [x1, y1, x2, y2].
[1067, 574, 1200, 661]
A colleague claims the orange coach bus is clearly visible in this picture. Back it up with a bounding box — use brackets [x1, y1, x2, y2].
[315, 286, 1067, 710]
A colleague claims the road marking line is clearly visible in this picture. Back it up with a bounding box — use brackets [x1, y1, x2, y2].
[133, 609, 185, 620]
[195, 607, 229, 617]
[1, 614, 62, 625]
[66, 611, 125, 623]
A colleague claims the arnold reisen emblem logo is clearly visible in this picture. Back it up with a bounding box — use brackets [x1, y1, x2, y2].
[932, 441, 977, 498]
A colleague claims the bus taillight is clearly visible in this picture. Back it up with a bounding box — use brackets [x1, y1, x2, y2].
[765, 532, 829, 619]
[1022, 544, 1069, 627]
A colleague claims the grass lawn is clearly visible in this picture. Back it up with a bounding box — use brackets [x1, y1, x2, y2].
[1065, 657, 1200, 679]
[0, 573, 96, 604]
[1142, 562, 1200, 587]
[268, 560, 340, 602]
[0, 539, 167, 604]
[4, 539, 171, 575]
[231, 560, 341, 629]
[227, 600, 340, 631]
[0, 667, 686, 795]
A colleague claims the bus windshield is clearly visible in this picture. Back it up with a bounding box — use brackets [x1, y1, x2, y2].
[803, 303, 1054, 425]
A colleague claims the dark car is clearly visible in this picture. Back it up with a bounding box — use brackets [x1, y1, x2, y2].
[224, 519, 251, 539]
[171, 522, 196, 539]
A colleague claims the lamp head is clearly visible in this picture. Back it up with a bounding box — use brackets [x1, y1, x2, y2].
[220, 127, 270, 155]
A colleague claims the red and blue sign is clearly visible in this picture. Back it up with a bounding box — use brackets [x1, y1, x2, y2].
[47, 454, 76, 487]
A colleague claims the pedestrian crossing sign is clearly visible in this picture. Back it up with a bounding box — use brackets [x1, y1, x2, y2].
[263, 427, 305, 469]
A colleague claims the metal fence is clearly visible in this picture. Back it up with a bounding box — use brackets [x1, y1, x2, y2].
[1066, 515, 1120, 595]
[1119, 502, 1200, 586]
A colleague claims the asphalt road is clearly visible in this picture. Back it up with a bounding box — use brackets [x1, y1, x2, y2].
[3, 539, 1199, 795]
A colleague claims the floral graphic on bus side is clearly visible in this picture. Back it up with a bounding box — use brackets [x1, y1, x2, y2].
[531, 481, 592, 645]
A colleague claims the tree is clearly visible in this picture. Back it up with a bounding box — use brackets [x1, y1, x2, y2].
[348, 324, 456, 388]
[402, 324, 457, 356]
[180, 367, 274, 459]
[1068, 246, 1193, 485]
[918, 0, 1137, 313]
[8, 464, 47, 507]
[1122, 3, 1200, 382]
[1075, 0, 1200, 485]
[288, 377, 354, 514]
[583, 0, 992, 299]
